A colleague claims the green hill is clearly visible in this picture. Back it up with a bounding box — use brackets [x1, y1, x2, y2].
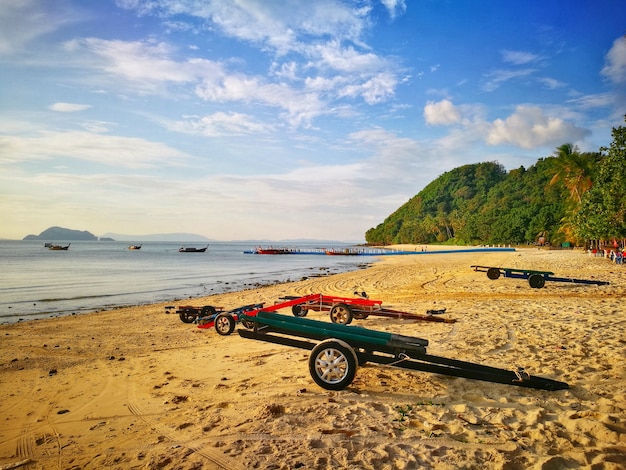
[365, 159, 573, 246]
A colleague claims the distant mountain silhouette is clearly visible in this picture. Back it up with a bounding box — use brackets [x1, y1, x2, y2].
[101, 232, 211, 242]
[23, 226, 99, 241]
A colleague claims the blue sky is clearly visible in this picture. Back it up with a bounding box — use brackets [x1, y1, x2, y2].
[1, 0, 625, 241]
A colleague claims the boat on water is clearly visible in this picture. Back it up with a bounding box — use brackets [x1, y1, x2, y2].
[179, 244, 209, 253]
[48, 243, 71, 251]
[128, 244, 142, 250]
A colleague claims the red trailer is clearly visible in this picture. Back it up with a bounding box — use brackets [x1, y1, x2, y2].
[209, 293, 455, 336]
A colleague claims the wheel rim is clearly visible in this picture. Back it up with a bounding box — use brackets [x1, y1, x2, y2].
[313, 348, 349, 384]
[216, 316, 230, 333]
[331, 306, 349, 324]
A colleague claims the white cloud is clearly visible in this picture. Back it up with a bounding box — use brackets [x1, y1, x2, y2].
[270, 61, 299, 80]
[312, 40, 388, 74]
[49, 103, 92, 112]
[568, 93, 614, 109]
[482, 69, 535, 92]
[111, 0, 402, 112]
[424, 99, 461, 126]
[195, 74, 326, 127]
[1, 131, 191, 168]
[0, 0, 80, 55]
[501, 49, 539, 65]
[69, 30, 399, 127]
[486, 106, 590, 149]
[80, 121, 116, 133]
[380, 0, 407, 19]
[73, 38, 220, 86]
[539, 78, 565, 89]
[118, 0, 370, 54]
[168, 112, 274, 136]
[601, 36, 626, 84]
[339, 72, 397, 104]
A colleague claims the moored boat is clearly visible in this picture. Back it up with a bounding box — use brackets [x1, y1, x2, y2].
[179, 244, 209, 253]
[48, 243, 71, 251]
[128, 244, 142, 250]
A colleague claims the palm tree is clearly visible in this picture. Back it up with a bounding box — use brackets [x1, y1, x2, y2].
[549, 143, 594, 205]
[550, 143, 601, 246]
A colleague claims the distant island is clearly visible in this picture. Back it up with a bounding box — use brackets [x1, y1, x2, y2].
[22, 226, 212, 242]
[23, 226, 102, 241]
[101, 232, 211, 242]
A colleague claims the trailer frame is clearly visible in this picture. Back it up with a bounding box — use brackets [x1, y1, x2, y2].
[205, 293, 455, 336]
[237, 310, 569, 392]
[471, 265, 610, 288]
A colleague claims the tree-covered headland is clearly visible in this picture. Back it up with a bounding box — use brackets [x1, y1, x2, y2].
[365, 117, 626, 247]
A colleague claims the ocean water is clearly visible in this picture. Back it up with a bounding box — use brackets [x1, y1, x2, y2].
[0, 241, 369, 324]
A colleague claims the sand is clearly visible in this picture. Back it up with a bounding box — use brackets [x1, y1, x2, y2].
[0, 247, 624, 469]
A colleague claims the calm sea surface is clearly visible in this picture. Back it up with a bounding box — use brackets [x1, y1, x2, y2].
[0, 241, 369, 324]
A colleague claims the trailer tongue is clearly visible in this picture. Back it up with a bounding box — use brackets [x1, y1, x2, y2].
[237, 311, 569, 392]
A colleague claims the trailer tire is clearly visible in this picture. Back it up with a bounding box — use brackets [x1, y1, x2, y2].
[292, 305, 308, 317]
[309, 339, 358, 390]
[330, 303, 353, 325]
[487, 267, 501, 280]
[179, 310, 196, 323]
[214, 313, 236, 335]
[201, 305, 217, 317]
[528, 274, 545, 289]
[353, 311, 369, 320]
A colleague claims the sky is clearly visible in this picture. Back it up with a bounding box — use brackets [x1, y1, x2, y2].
[1, 0, 625, 242]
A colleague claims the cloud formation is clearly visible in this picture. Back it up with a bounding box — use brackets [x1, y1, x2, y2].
[601, 36, 626, 84]
[424, 100, 461, 126]
[486, 106, 590, 149]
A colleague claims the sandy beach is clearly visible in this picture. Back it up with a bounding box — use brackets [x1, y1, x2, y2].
[1, 247, 624, 469]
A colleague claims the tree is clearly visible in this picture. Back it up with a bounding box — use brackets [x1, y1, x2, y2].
[573, 118, 626, 240]
[549, 143, 595, 204]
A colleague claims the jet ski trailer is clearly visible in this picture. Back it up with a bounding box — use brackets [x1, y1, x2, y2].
[471, 265, 610, 289]
[236, 310, 569, 392]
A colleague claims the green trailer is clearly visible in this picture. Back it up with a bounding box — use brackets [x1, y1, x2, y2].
[471, 265, 610, 289]
[237, 310, 569, 392]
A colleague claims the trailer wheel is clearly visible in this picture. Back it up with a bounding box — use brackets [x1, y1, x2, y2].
[353, 311, 369, 320]
[330, 303, 353, 324]
[200, 305, 217, 317]
[528, 274, 546, 289]
[179, 310, 196, 323]
[214, 313, 236, 335]
[292, 305, 308, 317]
[486, 267, 501, 280]
[308, 339, 358, 390]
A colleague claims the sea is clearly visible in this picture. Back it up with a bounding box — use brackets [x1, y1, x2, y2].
[0, 240, 371, 324]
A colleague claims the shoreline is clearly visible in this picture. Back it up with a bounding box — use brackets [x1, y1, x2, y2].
[1, 247, 624, 469]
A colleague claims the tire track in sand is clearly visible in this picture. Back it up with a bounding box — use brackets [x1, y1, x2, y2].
[126, 380, 244, 470]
